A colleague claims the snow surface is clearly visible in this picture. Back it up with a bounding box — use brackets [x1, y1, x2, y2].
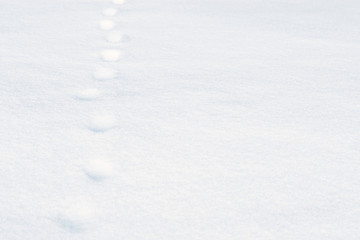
[99, 19, 116, 30]
[83, 158, 115, 181]
[93, 66, 117, 80]
[100, 49, 122, 61]
[75, 88, 102, 101]
[106, 31, 127, 43]
[102, 8, 118, 17]
[1, 0, 360, 239]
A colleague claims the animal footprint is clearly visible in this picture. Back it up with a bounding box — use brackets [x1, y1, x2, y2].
[75, 88, 102, 101]
[100, 49, 122, 62]
[93, 67, 116, 80]
[106, 31, 128, 43]
[83, 158, 114, 181]
[56, 202, 96, 233]
[102, 8, 117, 17]
[99, 19, 116, 30]
[113, 0, 125, 5]
[87, 114, 117, 132]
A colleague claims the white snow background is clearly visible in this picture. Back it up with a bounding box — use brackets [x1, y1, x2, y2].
[0, 0, 360, 239]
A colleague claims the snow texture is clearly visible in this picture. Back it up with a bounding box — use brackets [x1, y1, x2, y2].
[75, 88, 102, 101]
[93, 66, 117, 80]
[100, 49, 122, 62]
[87, 114, 117, 132]
[99, 19, 116, 30]
[106, 31, 127, 43]
[83, 158, 114, 181]
[102, 8, 117, 17]
[113, 0, 125, 4]
[55, 200, 97, 232]
[1, 0, 360, 239]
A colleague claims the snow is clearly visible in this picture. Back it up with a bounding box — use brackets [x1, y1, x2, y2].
[102, 8, 117, 17]
[83, 158, 115, 181]
[93, 66, 117, 80]
[0, 0, 360, 239]
[56, 201, 97, 232]
[99, 19, 116, 30]
[106, 31, 127, 43]
[100, 49, 122, 62]
[87, 114, 117, 132]
[75, 88, 102, 101]
[113, 0, 125, 4]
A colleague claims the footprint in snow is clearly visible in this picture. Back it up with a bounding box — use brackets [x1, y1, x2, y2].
[75, 88, 102, 101]
[102, 8, 117, 17]
[93, 66, 116, 80]
[99, 19, 116, 30]
[83, 158, 114, 181]
[87, 114, 117, 132]
[106, 31, 128, 43]
[56, 202, 96, 233]
[100, 49, 122, 62]
[113, 0, 125, 4]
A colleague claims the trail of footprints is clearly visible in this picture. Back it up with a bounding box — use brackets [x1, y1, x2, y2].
[60, 0, 128, 232]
